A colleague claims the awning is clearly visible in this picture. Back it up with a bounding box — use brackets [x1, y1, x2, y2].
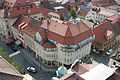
[3, 39, 14, 44]
[15, 40, 22, 45]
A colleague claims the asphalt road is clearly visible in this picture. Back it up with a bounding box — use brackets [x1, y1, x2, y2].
[0, 40, 55, 80]
[1, 38, 119, 80]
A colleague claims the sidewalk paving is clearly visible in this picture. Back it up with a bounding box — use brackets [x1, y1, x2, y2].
[20, 48, 57, 72]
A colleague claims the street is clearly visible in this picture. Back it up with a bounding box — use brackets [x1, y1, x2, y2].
[0, 40, 55, 80]
[1, 38, 119, 80]
[86, 43, 120, 65]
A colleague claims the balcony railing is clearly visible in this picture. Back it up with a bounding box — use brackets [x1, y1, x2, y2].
[43, 48, 57, 52]
[61, 47, 75, 52]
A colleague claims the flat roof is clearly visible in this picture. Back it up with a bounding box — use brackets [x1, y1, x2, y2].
[80, 63, 115, 80]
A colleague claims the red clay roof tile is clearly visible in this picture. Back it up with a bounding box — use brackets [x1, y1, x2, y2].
[41, 20, 93, 45]
[60, 73, 84, 80]
[93, 22, 115, 43]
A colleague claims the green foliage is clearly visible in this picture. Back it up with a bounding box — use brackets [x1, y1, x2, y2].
[79, 16, 85, 20]
[69, 8, 77, 19]
[0, 48, 25, 74]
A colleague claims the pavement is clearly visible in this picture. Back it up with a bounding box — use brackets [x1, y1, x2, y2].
[1, 35, 120, 80]
[20, 48, 57, 72]
[84, 43, 120, 66]
[0, 39, 56, 80]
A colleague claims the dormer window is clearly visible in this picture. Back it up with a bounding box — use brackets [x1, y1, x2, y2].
[104, 30, 114, 40]
[30, 4, 33, 8]
[17, 7, 20, 10]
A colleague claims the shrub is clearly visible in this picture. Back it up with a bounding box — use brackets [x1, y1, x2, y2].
[0, 48, 25, 74]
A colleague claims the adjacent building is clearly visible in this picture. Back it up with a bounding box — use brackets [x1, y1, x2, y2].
[86, 7, 118, 23]
[87, 0, 117, 8]
[92, 21, 116, 54]
[105, 15, 120, 44]
[52, 60, 120, 80]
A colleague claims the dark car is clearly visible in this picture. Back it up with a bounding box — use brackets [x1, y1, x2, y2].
[12, 47, 18, 51]
[27, 66, 37, 73]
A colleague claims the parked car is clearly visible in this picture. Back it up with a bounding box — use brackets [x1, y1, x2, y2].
[106, 49, 113, 55]
[27, 66, 37, 73]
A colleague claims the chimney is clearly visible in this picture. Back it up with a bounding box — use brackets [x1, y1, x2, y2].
[47, 20, 50, 25]
[47, 20, 50, 31]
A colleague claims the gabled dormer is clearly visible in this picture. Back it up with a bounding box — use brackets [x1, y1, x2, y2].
[35, 32, 43, 44]
[104, 30, 114, 40]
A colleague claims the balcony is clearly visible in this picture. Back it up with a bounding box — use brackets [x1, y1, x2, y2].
[42, 40, 57, 52]
[61, 46, 75, 52]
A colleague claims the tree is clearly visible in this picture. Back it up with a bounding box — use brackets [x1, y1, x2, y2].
[0, 48, 25, 74]
[69, 8, 77, 19]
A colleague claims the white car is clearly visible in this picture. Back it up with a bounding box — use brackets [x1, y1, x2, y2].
[106, 51, 111, 55]
[106, 49, 113, 55]
[27, 66, 37, 73]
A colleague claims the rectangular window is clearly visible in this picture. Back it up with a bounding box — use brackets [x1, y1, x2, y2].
[30, 5, 33, 8]
[8, 31, 11, 35]
[67, 59, 69, 62]
[17, 7, 20, 10]
[7, 25, 9, 29]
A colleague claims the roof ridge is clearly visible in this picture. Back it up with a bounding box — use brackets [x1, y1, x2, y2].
[0, 71, 23, 78]
[0, 57, 21, 75]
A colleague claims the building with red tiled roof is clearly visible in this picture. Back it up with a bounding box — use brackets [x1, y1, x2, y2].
[52, 60, 120, 80]
[66, 1, 86, 9]
[12, 14, 94, 66]
[92, 21, 116, 55]
[41, 20, 93, 45]
[105, 15, 120, 45]
[88, 0, 117, 8]
[0, 0, 52, 40]
[71, 61, 98, 75]
[86, 6, 119, 23]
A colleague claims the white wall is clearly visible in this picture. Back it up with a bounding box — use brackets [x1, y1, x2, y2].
[23, 30, 93, 66]
[115, 0, 120, 5]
